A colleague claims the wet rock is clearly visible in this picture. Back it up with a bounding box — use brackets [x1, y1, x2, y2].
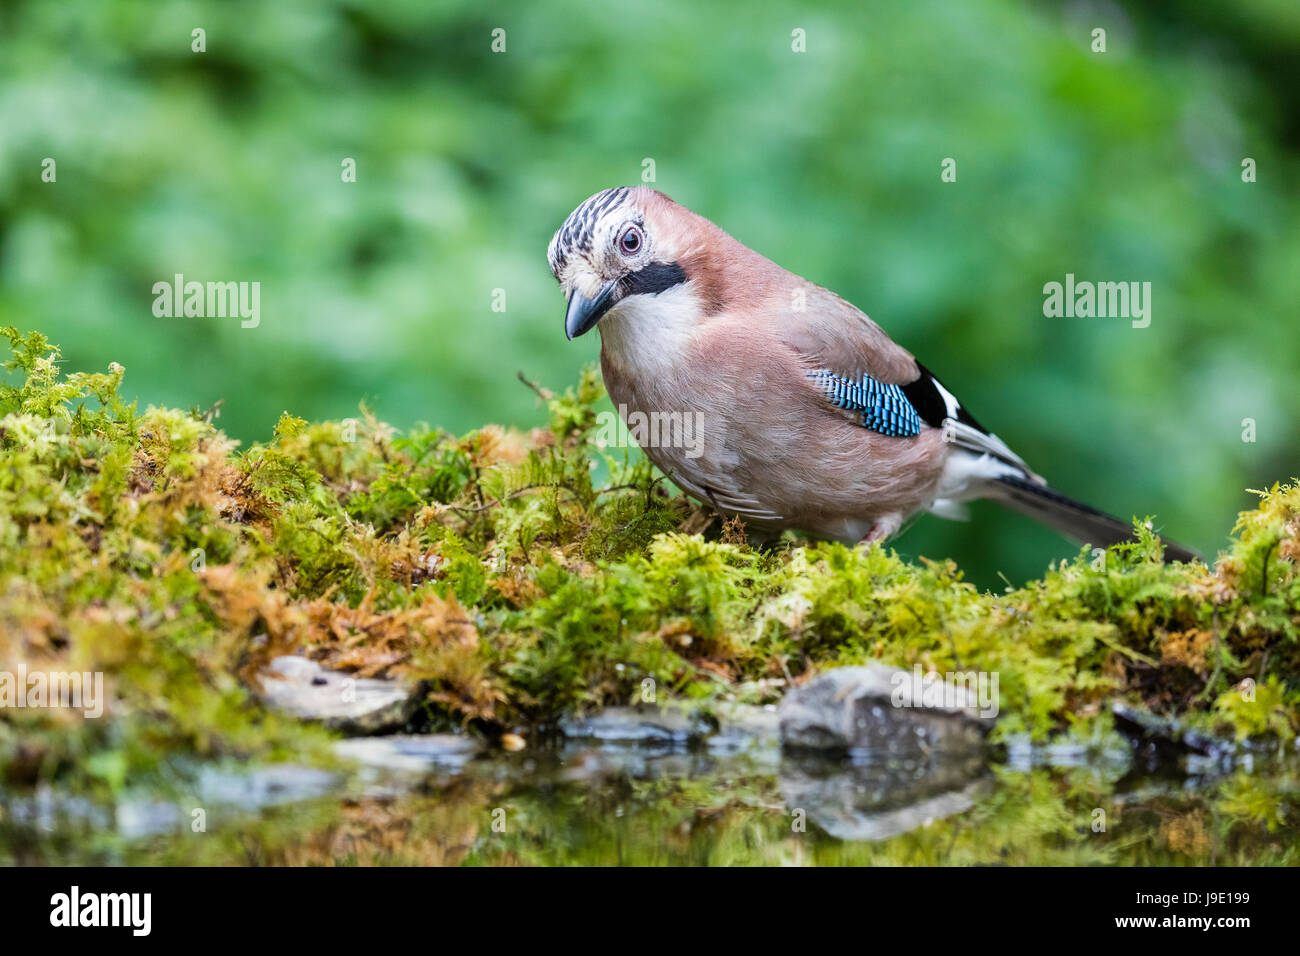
[559, 703, 781, 758]
[780, 752, 991, 841]
[700, 702, 781, 757]
[559, 706, 704, 746]
[779, 665, 996, 757]
[195, 763, 342, 808]
[553, 747, 706, 782]
[3, 786, 112, 834]
[1003, 733, 1132, 778]
[118, 765, 340, 839]
[1111, 701, 1236, 763]
[335, 734, 483, 774]
[3, 765, 344, 843]
[114, 798, 185, 840]
[257, 655, 419, 735]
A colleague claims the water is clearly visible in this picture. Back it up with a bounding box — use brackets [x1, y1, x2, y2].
[2, 734, 1296, 865]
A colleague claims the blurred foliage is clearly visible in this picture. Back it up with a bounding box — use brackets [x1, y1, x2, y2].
[0, 0, 1298, 586]
[3, 329, 1299, 795]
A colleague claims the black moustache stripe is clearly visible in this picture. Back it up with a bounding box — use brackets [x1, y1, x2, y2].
[621, 260, 687, 298]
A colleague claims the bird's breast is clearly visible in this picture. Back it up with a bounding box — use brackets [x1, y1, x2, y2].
[597, 283, 702, 377]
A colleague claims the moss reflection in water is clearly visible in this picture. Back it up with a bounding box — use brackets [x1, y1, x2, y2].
[6, 759, 1295, 866]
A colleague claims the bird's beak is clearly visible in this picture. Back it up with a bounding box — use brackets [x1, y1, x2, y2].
[564, 279, 619, 340]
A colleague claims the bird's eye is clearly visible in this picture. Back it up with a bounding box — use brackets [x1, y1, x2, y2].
[618, 225, 642, 256]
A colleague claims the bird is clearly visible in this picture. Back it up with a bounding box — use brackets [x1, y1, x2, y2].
[546, 186, 1197, 564]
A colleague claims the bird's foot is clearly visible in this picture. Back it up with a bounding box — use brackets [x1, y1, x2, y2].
[857, 515, 901, 548]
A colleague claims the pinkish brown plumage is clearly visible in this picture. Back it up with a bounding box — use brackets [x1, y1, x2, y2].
[547, 186, 1197, 560]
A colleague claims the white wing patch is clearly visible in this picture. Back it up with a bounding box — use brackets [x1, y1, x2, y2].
[931, 378, 962, 420]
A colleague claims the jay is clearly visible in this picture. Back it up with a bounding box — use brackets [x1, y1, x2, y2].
[547, 186, 1197, 564]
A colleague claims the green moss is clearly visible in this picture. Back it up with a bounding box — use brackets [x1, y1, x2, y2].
[2, 327, 1298, 790]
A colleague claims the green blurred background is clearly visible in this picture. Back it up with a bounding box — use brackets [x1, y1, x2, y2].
[2, 0, 1297, 587]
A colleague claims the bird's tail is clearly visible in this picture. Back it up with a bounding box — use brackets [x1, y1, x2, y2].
[990, 474, 1199, 564]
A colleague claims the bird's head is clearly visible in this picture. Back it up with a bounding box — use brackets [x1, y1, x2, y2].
[548, 186, 690, 339]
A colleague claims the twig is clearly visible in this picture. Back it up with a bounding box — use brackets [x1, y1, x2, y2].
[516, 370, 554, 402]
[200, 398, 225, 424]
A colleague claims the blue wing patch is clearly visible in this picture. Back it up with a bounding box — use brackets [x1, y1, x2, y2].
[809, 370, 922, 438]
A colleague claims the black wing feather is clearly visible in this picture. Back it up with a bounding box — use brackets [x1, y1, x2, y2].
[900, 361, 989, 433]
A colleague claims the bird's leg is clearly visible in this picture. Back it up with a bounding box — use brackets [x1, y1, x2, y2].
[857, 514, 902, 547]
